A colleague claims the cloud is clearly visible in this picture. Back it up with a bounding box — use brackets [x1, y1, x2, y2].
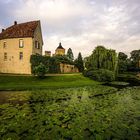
[0, 0, 140, 57]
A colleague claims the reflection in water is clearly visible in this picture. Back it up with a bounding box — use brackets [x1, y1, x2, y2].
[0, 91, 31, 105]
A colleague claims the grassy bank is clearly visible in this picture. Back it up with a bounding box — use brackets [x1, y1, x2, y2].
[0, 74, 99, 91]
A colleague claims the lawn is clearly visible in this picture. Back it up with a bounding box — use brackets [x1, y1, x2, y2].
[0, 74, 99, 91]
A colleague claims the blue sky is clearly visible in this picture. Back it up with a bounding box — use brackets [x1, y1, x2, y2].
[0, 0, 140, 57]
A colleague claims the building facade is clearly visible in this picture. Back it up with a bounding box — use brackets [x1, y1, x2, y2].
[45, 51, 51, 57]
[0, 20, 43, 74]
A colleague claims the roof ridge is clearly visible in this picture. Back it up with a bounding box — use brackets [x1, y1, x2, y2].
[0, 20, 40, 40]
[6, 20, 40, 30]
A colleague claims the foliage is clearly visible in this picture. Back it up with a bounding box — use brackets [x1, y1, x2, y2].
[117, 73, 140, 86]
[84, 46, 118, 81]
[34, 63, 48, 78]
[83, 69, 115, 82]
[48, 55, 74, 73]
[48, 56, 61, 73]
[55, 55, 74, 65]
[129, 50, 140, 72]
[30, 54, 49, 75]
[67, 48, 74, 61]
[0, 86, 140, 139]
[85, 46, 117, 72]
[118, 52, 128, 73]
[31, 54, 75, 74]
[75, 52, 84, 72]
[118, 52, 128, 60]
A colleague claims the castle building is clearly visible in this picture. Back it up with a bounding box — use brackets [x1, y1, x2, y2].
[55, 42, 65, 56]
[54, 42, 79, 73]
[0, 20, 43, 74]
[45, 51, 51, 57]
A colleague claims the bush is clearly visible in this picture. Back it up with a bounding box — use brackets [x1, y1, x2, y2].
[34, 63, 48, 78]
[30, 54, 49, 75]
[83, 69, 94, 77]
[84, 69, 115, 82]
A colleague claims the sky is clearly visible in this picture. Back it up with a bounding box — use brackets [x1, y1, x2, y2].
[0, 0, 140, 58]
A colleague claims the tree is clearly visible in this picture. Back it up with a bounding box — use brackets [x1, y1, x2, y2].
[75, 52, 84, 72]
[130, 50, 140, 68]
[85, 46, 117, 71]
[67, 48, 74, 61]
[118, 52, 127, 60]
[30, 54, 49, 75]
[34, 63, 48, 78]
[118, 52, 128, 73]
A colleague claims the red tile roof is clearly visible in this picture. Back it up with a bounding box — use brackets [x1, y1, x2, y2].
[0, 20, 40, 40]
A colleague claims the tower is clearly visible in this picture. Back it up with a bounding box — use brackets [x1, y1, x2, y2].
[55, 42, 65, 56]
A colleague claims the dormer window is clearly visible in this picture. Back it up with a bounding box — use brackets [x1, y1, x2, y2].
[3, 41, 6, 48]
[19, 39, 24, 48]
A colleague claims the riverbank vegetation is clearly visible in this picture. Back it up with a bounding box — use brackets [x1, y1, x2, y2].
[84, 46, 140, 82]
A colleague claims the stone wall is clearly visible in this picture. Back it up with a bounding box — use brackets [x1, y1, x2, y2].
[60, 63, 79, 73]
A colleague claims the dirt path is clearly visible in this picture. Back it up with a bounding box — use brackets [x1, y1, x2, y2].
[0, 73, 81, 76]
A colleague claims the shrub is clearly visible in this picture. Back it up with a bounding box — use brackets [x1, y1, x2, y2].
[83, 69, 94, 77]
[84, 69, 115, 82]
[30, 54, 49, 75]
[34, 63, 48, 78]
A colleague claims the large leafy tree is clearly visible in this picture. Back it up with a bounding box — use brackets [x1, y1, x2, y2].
[130, 50, 140, 68]
[118, 52, 128, 73]
[75, 52, 84, 72]
[85, 46, 117, 72]
[67, 48, 74, 61]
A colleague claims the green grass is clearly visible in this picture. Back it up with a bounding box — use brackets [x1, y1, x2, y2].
[0, 74, 99, 91]
[0, 86, 140, 139]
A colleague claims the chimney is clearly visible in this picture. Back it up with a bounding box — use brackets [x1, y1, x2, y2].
[2, 29, 5, 32]
[14, 21, 17, 25]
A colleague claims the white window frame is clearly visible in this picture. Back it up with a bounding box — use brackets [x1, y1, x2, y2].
[3, 41, 6, 48]
[19, 39, 24, 48]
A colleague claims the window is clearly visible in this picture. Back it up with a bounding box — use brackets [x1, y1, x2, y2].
[19, 52, 23, 60]
[35, 41, 40, 49]
[3, 41, 6, 48]
[4, 52, 7, 61]
[19, 39, 24, 48]
[38, 43, 40, 49]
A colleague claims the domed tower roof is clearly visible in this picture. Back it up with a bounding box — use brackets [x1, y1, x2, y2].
[56, 42, 65, 49]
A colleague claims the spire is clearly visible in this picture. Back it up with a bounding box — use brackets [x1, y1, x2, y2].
[59, 42, 62, 46]
[57, 42, 64, 49]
